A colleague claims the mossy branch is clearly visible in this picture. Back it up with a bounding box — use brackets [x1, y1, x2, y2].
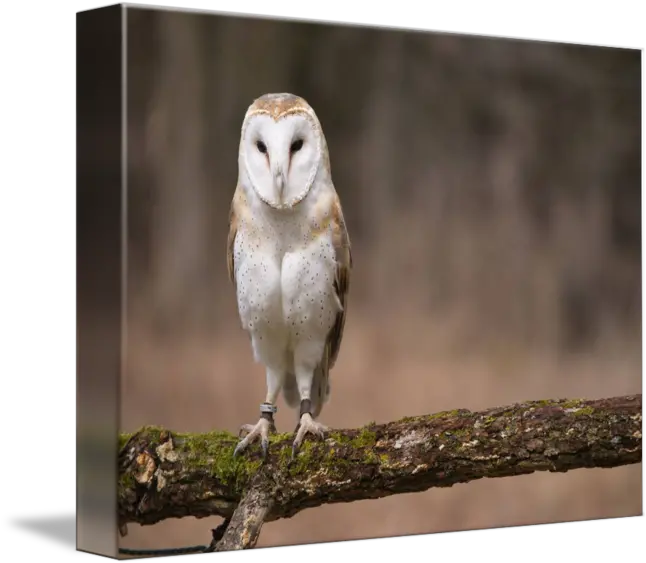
[118, 394, 642, 550]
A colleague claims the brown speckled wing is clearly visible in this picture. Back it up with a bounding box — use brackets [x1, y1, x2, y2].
[226, 188, 242, 287]
[327, 193, 352, 368]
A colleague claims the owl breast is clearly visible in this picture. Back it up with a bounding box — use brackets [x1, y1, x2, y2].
[233, 212, 340, 346]
[280, 232, 340, 342]
[233, 229, 284, 334]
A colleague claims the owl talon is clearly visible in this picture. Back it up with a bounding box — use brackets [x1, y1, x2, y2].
[232, 417, 273, 458]
[238, 424, 256, 438]
[291, 413, 328, 457]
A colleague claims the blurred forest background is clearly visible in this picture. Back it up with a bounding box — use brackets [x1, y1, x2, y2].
[116, 5, 641, 552]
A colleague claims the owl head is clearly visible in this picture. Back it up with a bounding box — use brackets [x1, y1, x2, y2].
[238, 93, 329, 210]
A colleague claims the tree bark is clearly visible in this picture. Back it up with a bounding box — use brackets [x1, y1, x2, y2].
[118, 394, 641, 550]
[213, 472, 277, 551]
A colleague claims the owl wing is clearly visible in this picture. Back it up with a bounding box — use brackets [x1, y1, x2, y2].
[326, 193, 352, 368]
[226, 187, 243, 288]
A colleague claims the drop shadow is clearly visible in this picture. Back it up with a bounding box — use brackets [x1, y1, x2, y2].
[13, 515, 76, 548]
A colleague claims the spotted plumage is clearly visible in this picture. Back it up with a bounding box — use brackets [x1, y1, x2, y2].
[227, 93, 352, 458]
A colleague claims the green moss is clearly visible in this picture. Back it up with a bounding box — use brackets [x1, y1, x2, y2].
[427, 409, 462, 421]
[288, 427, 379, 475]
[400, 415, 422, 423]
[328, 430, 352, 444]
[118, 425, 165, 451]
[327, 426, 377, 449]
[275, 427, 382, 475]
[364, 450, 379, 464]
[570, 406, 594, 416]
[532, 399, 555, 407]
[560, 399, 584, 409]
[401, 410, 465, 425]
[287, 441, 316, 475]
[120, 471, 135, 490]
[272, 437, 332, 476]
[139, 425, 167, 442]
[269, 432, 292, 443]
[351, 428, 377, 448]
[442, 427, 471, 440]
[119, 432, 134, 451]
[174, 430, 261, 491]
[277, 442, 294, 468]
[320, 454, 355, 479]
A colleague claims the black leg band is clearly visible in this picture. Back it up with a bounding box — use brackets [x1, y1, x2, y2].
[299, 399, 312, 418]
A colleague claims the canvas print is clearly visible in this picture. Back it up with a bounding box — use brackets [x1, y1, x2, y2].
[76, 3, 642, 558]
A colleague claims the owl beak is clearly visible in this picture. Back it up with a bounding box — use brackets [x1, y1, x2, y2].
[274, 169, 285, 200]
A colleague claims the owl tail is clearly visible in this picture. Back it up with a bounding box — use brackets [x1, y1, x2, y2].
[311, 363, 331, 418]
[310, 348, 331, 418]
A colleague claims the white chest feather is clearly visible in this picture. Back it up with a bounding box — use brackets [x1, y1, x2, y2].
[233, 203, 340, 343]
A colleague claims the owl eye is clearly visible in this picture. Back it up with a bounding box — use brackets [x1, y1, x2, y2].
[256, 140, 267, 154]
[290, 139, 303, 153]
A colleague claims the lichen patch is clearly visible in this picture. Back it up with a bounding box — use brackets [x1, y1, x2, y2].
[156, 438, 179, 463]
[135, 452, 156, 484]
[394, 430, 424, 450]
[156, 472, 167, 491]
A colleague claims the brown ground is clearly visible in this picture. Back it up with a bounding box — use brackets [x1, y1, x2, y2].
[119, 302, 642, 551]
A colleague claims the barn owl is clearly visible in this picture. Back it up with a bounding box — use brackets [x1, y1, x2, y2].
[226, 93, 352, 459]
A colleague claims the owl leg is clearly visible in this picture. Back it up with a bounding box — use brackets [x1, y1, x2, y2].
[233, 368, 282, 459]
[292, 401, 329, 458]
[291, 344, 329, 459]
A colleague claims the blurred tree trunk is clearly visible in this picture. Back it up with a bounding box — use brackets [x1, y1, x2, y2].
[145, 12, 209, 332]
[360, 32, 406, 308]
